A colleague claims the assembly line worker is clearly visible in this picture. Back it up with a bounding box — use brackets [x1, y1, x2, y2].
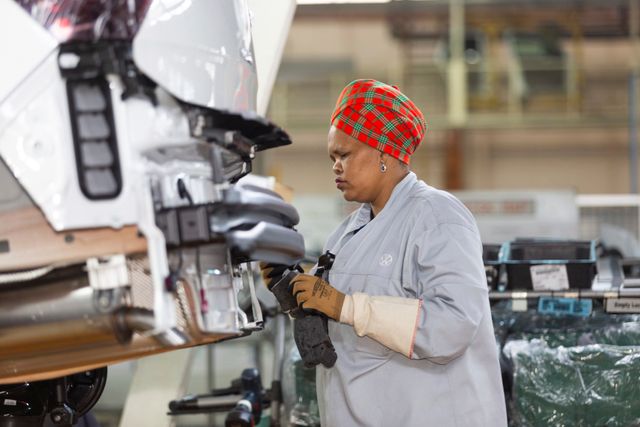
[289, 79, 507, 427]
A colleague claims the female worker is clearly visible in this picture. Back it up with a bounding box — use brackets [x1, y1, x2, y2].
[289, 79, 507, 427]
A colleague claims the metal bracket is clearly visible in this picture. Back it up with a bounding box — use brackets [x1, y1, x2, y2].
[87, 255, 129, 290]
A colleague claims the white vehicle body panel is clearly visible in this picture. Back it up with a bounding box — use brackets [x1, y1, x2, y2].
[133, 0, 258, 112]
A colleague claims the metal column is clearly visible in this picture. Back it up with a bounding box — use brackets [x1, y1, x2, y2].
[630, 0, 639, 193]
[446, 0, 467, 190]
[448, 0, 467, 126]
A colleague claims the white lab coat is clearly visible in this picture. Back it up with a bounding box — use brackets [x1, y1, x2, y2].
[316, 172, 507, 427]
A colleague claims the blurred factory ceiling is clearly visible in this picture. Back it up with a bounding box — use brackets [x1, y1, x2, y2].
[297, 0, 635, 39]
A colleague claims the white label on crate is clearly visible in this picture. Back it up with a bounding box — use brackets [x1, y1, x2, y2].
[511, 299, 528, 312]
[605, 298, 640, 313]
[530, 265, 569, 291]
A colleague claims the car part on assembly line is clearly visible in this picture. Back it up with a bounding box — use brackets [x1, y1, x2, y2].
[0, 2, 303, 420]
[0, 367, 107, 427]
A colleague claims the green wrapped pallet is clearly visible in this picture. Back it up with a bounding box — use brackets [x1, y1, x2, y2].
[506, 340, 640, 426]
[493, 302, 640, 426]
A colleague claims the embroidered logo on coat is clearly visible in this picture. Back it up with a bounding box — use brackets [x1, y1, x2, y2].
[379, 253, 393, 266]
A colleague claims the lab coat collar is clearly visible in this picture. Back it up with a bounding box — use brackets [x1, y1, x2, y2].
[344, 172, 417, 235]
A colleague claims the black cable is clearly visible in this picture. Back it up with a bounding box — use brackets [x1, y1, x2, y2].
[176, 178, 194, 205]
[165, 178, 196, 292]
[175, 178, 207, 315]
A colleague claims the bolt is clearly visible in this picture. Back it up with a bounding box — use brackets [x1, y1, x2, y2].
[98, 294, 111, 308]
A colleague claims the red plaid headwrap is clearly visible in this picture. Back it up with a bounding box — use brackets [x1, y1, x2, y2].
[330, 79, 427, 164]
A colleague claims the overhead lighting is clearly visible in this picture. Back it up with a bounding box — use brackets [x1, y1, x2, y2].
[297, 0, 391, 4]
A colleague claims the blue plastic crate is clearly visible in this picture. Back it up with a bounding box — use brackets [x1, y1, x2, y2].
[537, 297, 593, 317]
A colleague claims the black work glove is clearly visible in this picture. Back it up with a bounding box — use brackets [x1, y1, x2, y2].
[259, 263, 301, 288]
[259, 263, 303, 315]
[294, 315, 337, 368]
[260, 262, 337, 368]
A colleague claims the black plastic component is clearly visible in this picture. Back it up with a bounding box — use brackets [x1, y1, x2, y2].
[483, 244, 502, 290]
[183, 103, 292, 155]
[169, 368, 268, 424]
[0, 368, 107, 427]
[49, 405, 74, 425]
[54, 369, 107, 422]
[483, 244, 501, 265]
[225, 403, 253, 427]
[167, 394, 243, 414]
[315, 252, 335, 277]
[60, 41, 158, 201]
[155, 210, 180, 246]
[59, 42, 157, 104]
[0, 383, 48, 424]
[66, 77, 122, 200]
[177, 206, 210, 244]
[509, 240, 593, 261]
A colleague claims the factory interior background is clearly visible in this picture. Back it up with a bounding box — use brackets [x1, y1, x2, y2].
[4, 0, 640, 426]
[96, 1, 640, 425]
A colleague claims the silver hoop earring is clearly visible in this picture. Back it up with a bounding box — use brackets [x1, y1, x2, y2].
[380, 162, 387, 173]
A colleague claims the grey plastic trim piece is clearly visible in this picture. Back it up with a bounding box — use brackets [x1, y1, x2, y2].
[226, 222, 305, 265]
[223, 186, 299, 226]
[210, 211, 290, 234]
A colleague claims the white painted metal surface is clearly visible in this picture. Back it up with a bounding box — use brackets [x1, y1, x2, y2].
[249, 0, 297, 115]
[0, 52, 79, 230]
[0, 1, 56, 104]
[0, 0, 295, 358]
[133, 0, 258, 112]
[0, 63, 195, 231]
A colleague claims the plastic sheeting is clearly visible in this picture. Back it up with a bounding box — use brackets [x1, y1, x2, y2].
[15, 0, 151, 42]
[281, 302, 640, 426]
[494, 302, 640, 427]
[505, 340, 640, 426]
[493, 303, 640, 348]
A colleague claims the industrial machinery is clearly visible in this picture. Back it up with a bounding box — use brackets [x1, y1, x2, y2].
[0, 1, 301, 424]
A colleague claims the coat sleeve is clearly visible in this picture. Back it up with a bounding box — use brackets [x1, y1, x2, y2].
[406, 222, 488, 363]
[339, 222, 488, 363]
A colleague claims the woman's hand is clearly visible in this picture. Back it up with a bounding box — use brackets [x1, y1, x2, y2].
[291, 274, 345, 321]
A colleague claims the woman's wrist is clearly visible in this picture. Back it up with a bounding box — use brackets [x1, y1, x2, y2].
[339, 294, 354, 325]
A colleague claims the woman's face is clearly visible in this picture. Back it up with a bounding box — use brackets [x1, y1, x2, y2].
[327, 126, 382, 203]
